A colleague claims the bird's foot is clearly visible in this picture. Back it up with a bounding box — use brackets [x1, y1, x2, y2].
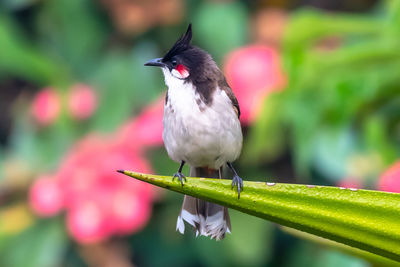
[231, 175, 244, 199]
[172, 172, 187, 186]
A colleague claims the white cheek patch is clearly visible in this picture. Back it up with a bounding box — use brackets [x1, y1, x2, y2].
[171, 69, 183, 79]
[179, 68, 189, 78]
[172, 65, 189, 79]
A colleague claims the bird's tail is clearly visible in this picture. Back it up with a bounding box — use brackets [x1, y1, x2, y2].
[176, 167, 231, 240]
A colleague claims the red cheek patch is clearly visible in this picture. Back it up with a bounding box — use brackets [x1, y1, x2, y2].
[175, 64, 189, 78]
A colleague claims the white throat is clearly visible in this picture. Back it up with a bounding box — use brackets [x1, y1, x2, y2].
[162, 68, 187, 88]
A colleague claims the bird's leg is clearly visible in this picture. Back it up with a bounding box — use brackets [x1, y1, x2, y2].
[173, 161, 187, 186]
[227, 162, 243, 199]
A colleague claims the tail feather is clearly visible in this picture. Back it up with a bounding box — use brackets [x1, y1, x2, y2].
[176, 167, 231, 240]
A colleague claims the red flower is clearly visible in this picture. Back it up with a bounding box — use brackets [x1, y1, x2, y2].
[68, 84, 98, 120]
[31, 88, 61, 126]
[29, 175, 64, 217]
[378, 161, 400, 193]
[224, 45, 286, 124]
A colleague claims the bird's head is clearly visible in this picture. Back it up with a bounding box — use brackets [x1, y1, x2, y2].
[145, 24, 214, 82]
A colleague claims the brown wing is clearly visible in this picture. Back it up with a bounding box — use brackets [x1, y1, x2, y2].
[219, 78, 240, 118]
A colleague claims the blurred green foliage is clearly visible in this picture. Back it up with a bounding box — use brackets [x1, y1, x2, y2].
[246, 6, 400, 184]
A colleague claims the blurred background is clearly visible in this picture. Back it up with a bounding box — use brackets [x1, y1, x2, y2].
[0, 0, 399, 266]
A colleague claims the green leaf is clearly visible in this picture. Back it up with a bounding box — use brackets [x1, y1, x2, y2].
[0, 14, 69, 86]
[284, 9, 382, 48]
[243, 93, 286, 164]
[193, 1, 248, 62]
[36, 0, 107, 77]
[118, 171, 400, 262]
[283, 227, 400, 266]
[0, 218, 67, 267]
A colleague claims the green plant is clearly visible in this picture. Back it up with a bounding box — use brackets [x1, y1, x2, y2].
[119, 171, 400, 263]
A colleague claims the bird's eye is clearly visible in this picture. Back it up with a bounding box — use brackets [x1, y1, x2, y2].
[171, 59, 177, 67]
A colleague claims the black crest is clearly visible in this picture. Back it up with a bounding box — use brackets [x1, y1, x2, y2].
[163, 24, 192, 61]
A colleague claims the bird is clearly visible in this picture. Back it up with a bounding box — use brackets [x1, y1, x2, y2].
[144, 24, 243, 240]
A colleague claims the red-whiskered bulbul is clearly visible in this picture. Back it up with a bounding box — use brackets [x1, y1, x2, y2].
[144, 24, 243, 240]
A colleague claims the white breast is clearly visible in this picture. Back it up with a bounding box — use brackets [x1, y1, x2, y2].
[162, 69, 242, 169]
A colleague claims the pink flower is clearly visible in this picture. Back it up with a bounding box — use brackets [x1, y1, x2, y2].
[224, 45, 286, 124]
[29, 91, 164, 243]
[111, 189, 152, 234]
[68, 84, 98, 120]
[29, 131, 158, 244]
[338, 177, 363, 189]
[66, 200, 113, 244]
[31, 88, 61, 126]
[56, 134, 156, 243]
[378, 161, 400, 193]
[29, 175, 64, 217]
[117, 97, 164, 149]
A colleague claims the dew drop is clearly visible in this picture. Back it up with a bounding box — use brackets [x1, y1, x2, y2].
[339, 187, 346, 190]
[349, 188, 358, 191]
[266, 182, 276, 186]
[306, 185, 316, 188]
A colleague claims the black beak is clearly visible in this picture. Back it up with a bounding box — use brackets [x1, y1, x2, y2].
[144, 58, 165, 67]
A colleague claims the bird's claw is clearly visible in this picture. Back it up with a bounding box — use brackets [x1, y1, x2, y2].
[172, 172, 187, 186]
[231, 175, 243, 199]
